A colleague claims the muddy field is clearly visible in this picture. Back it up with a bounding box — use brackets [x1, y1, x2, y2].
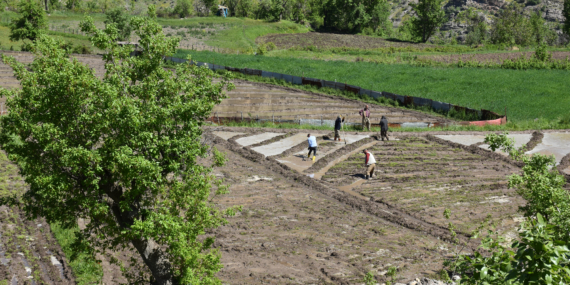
[320, 137, 524, 235]
[257, 33, 438, 50]
[419, 51, 570, 64]
[208, 138, 453, 284]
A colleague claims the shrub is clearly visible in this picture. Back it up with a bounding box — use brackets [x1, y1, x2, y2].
[266, 42, 277, 51]
[256, 44, 267, 55]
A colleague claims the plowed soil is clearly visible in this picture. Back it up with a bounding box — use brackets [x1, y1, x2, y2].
[208, 141, 452, 284]
[0, 151, 75, 284]
[321, 137, 524, 235]
[257, 33, 436, 49]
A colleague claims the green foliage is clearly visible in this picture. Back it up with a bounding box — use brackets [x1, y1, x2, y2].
[563, 0, 570, 38]
[449, 133, 570, 284]
[9, 0, 47, 44]
[530, 11, 557, 45]
[491, 3, 533, 46]
[50, 223, 103, 284]
[105, 7, 132, 41]
[532, 41, 552, 61]
[363, 271, 376, 285]
[385, 266, 398, 284]
[410, 0, 447, 42]
[0, 7, 238, 284]
[256, 43, 267, 54]
[457, 8, 488, 46]
[173, 0, 194, 18]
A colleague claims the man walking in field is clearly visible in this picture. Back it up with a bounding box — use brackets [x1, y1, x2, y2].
[359, 105, 371, 131]
[380, 115, 389, 141]
[307, 133, 318, 161]
[334, 115, 345, 141]
[363, 149, 376, 180]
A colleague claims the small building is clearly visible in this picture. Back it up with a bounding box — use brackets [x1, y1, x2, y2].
[217, 5, 229, 17]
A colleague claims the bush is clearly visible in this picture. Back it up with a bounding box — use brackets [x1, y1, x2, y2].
[72, 44, 92, 54]
[256, 44, 267, 55]
[266, 42, 277, 51]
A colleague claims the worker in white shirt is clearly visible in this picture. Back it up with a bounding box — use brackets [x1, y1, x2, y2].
[362, 149, 376, 179]
[307, 134, 318, 161]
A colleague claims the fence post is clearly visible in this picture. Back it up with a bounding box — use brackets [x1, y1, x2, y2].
[272, 114, 274, 124]
[241, 112, 243, 122]
[321, 116, 323, 126]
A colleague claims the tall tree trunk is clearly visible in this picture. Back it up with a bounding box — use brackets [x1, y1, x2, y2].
[44, 0, 49, 12]
[131, 238, 175, 285]
[107, 186, 175, 284]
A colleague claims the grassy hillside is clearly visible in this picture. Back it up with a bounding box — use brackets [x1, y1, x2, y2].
[175, 49, 570, 123]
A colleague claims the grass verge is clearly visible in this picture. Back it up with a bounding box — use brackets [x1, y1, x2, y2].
[50, 223, 104, 284]
[174, 49, 570, 123]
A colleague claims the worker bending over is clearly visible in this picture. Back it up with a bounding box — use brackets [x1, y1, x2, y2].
[334, 115, 345, 141]
[380, 116, 389, 141]
[307, 134, 318, 161]
[363, 149, 376, 179]
[359, 105, 371, 131]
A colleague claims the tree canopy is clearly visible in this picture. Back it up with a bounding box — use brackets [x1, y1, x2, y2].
[409, 0, 446, 42]
[9, 0, 47, 44]
[104, 7, 132, 41]
[0, 5, 237, 284]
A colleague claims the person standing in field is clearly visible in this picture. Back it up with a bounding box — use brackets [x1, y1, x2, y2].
[334, 115, 345, 141]
[307, 133, 318, 161]
[359, 105, 371, 131]
[380, 115, 389, 141]
[363, 149, 376, 180]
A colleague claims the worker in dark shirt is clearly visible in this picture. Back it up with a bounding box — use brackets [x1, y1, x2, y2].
[380, 116, 389, 141]
[334, 115, 345, 141]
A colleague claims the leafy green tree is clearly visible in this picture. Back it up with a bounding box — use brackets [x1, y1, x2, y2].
[105, 7, 132, 41]
[491, 3, 533, 46]
[456, 8, 488, 45]
[203, 0, 218, 15]
[173, 0, 194, 18]
[529, 11, 557, 45]
[236, 0, 254, 17]
[409, 0, 447, 42]
[0, 6, 238, 284]
[562, 0, 570, 37]
[9, 0, 47, 46]
[447, 133, 570, 284]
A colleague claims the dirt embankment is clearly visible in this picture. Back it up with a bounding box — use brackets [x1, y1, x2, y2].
[257, 33, 438, 50]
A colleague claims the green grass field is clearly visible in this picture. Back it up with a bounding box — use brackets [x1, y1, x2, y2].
[175, 49, 570, 123]
[159, 17, 309, 51]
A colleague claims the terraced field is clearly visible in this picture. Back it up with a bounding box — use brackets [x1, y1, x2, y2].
[321, 137, 523, 234]
[0, 51, 449, 126]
